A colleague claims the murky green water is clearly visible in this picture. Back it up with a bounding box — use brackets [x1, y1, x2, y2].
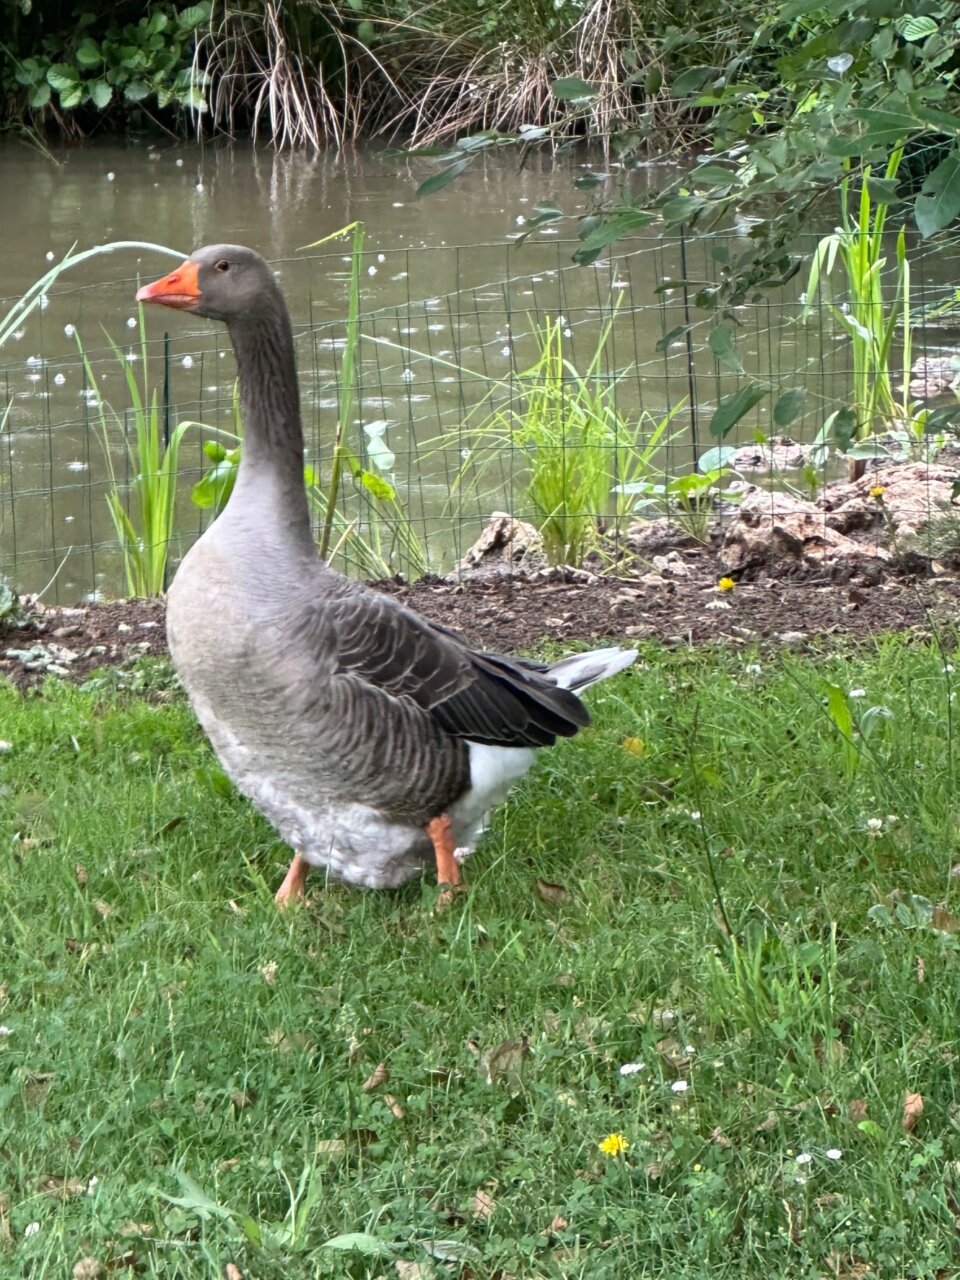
[1, 140, 949, 600]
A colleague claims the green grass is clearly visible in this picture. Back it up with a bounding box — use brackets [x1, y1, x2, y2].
[2, 634, 960, 1278]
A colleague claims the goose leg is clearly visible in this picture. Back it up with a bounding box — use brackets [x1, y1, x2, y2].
[427, 814, 462, 888]
[275, 852, 310, 907]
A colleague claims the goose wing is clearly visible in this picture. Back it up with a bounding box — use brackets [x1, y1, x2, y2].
[297, 588, 588, 749]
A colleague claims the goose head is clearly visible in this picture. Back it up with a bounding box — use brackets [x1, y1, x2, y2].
[136, 244, 279, 322]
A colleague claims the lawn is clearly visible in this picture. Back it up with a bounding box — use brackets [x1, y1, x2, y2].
[1, 635, 959, 1279]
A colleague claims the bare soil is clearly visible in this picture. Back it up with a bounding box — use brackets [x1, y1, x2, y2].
[3, 553, 959, 692]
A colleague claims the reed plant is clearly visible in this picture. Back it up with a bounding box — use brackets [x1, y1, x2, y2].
[456, 314, 680, 565]
[74, 319, 203, 598]
[803, 150, 924, 450]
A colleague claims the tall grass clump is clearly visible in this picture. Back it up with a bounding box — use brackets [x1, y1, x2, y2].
[803, 149, 929, 457]
[74, 319, 201, 597]
[457, 314, 678, 565]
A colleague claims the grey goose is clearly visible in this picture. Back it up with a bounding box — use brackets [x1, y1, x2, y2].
[136, 244, 637, 904]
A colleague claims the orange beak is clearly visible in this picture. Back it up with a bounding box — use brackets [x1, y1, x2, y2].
[136, 259, 201, 309]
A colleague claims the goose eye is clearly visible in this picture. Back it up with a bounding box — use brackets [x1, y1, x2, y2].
[215, 260, 230, 273]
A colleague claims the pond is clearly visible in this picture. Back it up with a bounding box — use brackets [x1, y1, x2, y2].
[0, 139, 949, 600]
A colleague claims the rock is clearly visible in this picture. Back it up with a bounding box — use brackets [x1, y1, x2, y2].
[622, 518, 702, 557]
[650, 551, 692, 578]
[454, 512, 545, 579]
[907, 353, 960, 401]
[721, 490, 873, 573]
[730, 437, 810, 472]
[824, 462, 959, 542]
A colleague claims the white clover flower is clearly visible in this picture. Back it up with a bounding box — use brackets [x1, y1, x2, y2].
[849, 687, 866, 698]
[825, 1148, 842, 1160]
[671, 1080, 689, 1093]
[745, 663, 762, 675]
[795, 1152, 813, 1165]
[619, 1061, 644, 1076]
[866, 817, 883, 832]
[24, 1222, 40, 1237]
[0, 1024, 12, 1035]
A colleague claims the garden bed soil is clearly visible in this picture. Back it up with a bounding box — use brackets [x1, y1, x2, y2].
[3, 556, 959, 692]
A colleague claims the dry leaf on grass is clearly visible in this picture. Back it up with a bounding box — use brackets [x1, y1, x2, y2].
[932, 905, 960, 933]
[383, 1094, 406, 1119]
[535, 879, 570, 905]
[224, 1265, 244, 1280]
[72, 1260, 103, 1280]
[903, 1091, 924, 1132]
[482, 1037, 530, 1086]
[473, 1187, 495, 1220]
[710, 1127, 733, 1148]
[655, 1037, 691, 1073]
[916, 955, 926, 982]
[40, 1175, 85, 1198]
[395, 1262, 433, 1280]
[848, 1098, 868, 1123]
[362, 1062, 389, 1092]
[542, 1215, 568, 1237]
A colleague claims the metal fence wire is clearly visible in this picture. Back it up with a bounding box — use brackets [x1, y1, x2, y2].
[2, 231, 960, 602]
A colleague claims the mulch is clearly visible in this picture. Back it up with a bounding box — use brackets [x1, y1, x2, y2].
[3, 552, 959, 692]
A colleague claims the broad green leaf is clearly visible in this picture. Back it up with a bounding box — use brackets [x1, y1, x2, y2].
[660, 194, 707, 227]
[691, 165, 737, 186]
[88, 80, 112, 109]
[74, 39, 101, 68]
[672, 66, 716, 95]
[822, 681, 857, 777]
[417, 158, 470, 196]
[697, 445, 738, 472]
[894, 14, 937, 40]
[708, 322, 744, 373]
[321, 1232, 390, 1255]
[655, 324, 693, 353]
[915, 150, 960, 238]
[773, 387, 806, 427]
[28, 83, 51, 108]
[59, 83, 83, 109]
[709, 385, 768, 439]
[123, 80, 151, 102]
[178, 1, 212, 28]
[865, 176, 901, 205]
[46, 63, 80, 91]
[551, 76, 596, 101]
[576, 209, 654, 251]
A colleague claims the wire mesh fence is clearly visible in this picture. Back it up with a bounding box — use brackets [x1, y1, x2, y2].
[2, 229, 960, 602]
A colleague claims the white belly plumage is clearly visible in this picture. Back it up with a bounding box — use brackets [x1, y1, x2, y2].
[196, 691, 536, 888]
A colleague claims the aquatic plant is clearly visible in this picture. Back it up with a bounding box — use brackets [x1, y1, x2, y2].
[456, 314, 680, 566]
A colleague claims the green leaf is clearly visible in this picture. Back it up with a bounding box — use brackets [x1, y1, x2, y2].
[123, 80, 151, 102]
[359, 470, 396, 501]
[28, 82, 51, 108]
[915, 150, 960, 238]
[709, 385, 768, 439]
[864, 177, 901, 205]
[321, 1232, 390, 1255]
[177, 0, 212, 27]
[417, 158, 470, 196]
[88, 80, 112, 109]
[708, 322, 744, 373]
[551, 76, 597, 101]
[576, 209, 654, 251]
[672, 66, 716, 95]
[692, 165, 737, 187]
[894, 14, 937, 40]
[660, 195, 707, 228]
[59, 83, 83, 109]
[74, 39, 101, 68]
[46, 63, 80, 91]
[773, 387, 806, 427]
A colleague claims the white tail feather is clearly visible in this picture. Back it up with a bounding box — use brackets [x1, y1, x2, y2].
[549, 646, 637, 692]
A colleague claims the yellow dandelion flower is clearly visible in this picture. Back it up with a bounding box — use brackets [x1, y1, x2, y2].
[598, 1132, 630, 1157]
[717, 577, 736, 593]
[622, 736, 646, 757]
[869, 484, 885, 499]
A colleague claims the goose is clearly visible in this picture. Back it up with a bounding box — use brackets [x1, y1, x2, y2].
[136, 244, 637, 904]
